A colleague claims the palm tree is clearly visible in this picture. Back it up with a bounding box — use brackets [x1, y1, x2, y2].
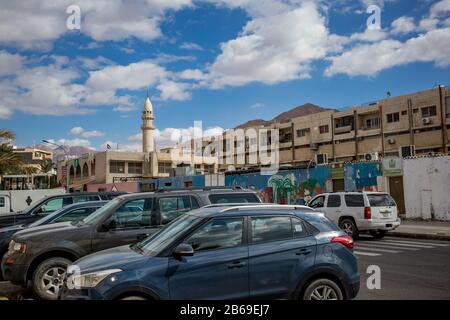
[0, 129, 16, 141]
[40, 160, 54, 173]
[0, 130, 22, 175]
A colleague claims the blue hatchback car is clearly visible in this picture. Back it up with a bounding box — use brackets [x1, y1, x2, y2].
[60, 205, 360, 300]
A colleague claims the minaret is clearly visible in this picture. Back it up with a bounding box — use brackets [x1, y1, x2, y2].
[141, 93, 155, 153]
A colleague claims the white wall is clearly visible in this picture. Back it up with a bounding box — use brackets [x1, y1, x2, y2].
[403, 156, 450, 221]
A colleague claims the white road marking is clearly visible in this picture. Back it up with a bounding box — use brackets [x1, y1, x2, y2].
[353, 246, 401, 253]
[374, 241, 434, 249]
[354, 251, 381, 256]
[380, 239, 449, 247]
[355, 242, 420, 251]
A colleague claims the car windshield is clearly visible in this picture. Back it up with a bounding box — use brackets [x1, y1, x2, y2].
[134, 214, 202, 256]
[26, 206, 68, 227]
[367, 194, 396, 207]
[82, 198, 122, 225]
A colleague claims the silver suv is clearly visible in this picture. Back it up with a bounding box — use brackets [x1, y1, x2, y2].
[308, 192, 401, 239]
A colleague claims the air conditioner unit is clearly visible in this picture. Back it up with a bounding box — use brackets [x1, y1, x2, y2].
[387, 138, 396, 144]
[422, 117, 432, 125]
[364, 152, 379, 161]
[400, 145, 416, 157]
[310, 143, 318, 150]
[316, 153, 328, 165]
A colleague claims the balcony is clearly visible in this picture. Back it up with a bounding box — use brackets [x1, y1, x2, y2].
[334, 125, 352, 134]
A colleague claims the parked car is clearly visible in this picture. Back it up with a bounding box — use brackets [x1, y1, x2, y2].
[59, 204, 359, 300]
[308, 192, 400, 239]
[0, 201, 108, 281]
[1, 187, 261, 300]
[0, 192, 125, 229]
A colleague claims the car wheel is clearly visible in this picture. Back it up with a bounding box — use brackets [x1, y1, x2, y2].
[120, 296, 148, 300]
[32, 257, 71, 300]
[303, 279, 344, 300]
[339, 218, 359, 239]
[370, 230, 386, 239]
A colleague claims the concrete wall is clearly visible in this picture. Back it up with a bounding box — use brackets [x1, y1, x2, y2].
[403, 156, 450, 221]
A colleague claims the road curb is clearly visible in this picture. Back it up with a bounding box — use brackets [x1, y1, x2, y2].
[389, 231, 450, 241]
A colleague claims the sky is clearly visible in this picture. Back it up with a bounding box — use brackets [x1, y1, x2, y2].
[0, 0, 449, 152]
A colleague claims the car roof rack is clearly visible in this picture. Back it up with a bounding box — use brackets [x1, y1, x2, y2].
[217, 204, 312, 213]
[154, 186, 245, 193]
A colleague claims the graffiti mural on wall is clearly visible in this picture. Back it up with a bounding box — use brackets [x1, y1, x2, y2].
[344, 162, 381, 192]
[225, 166, 332, 204]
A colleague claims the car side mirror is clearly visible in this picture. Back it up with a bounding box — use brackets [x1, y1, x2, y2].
[99, 219, 116, 232]
[173, 243, 194, 257]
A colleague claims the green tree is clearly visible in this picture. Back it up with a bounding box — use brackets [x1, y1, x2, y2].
[0, 130, 22, 175]
[40, 160, 54, 173]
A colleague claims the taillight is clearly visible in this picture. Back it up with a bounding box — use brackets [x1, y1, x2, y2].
[364, 207, 371, 219]
[331, 236, 354, 250]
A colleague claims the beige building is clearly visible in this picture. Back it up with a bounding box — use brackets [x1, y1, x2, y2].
[206, 86, 450, 171]
[57, 96, 218, 190]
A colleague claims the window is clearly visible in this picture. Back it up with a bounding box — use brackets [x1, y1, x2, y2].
[52, 207, 98, 223]
[39, 198, 64, 213]
[319, 125, 329, 134]
[110, 161, 125, 174]
[401, 110, 408, 116]
[446, 97, 450, 118]
[208, 193, 260, 204]
[111, 199, 152, 229]
[344, 194, 365, 207]
[365, 118, 380, 129]
[251, 216, 292, 244]
[0, 197, 4, 208]
[158, 162, 172, 174]
[292, 218, 308, 238]
[128, 162, 143, 174]
[421, 105, 437, 117]
[159, 196, 195, 225]
[309, 196, 325, 208]
[327, 195, 341, 208]
[185, 218, 243, 252]
[296, 129, 308, 137]
[386, 112, 400, 123]
[367, 194, 396, 207]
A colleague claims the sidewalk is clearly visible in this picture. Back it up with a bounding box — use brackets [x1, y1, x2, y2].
[389, 220, 450, 241]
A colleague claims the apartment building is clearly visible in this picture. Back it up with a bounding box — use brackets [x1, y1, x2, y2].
[210, 86, 450, 170]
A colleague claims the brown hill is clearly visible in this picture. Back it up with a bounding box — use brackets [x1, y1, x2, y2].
[235, 103, 332, 128]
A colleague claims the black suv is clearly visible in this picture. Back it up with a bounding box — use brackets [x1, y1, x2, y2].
[0, 192, 125, 229]
[1, 187, 261, 300]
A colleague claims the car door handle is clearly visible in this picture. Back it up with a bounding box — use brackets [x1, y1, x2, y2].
[227, 261, 246, 269]
[136, 233, 150, 241]
[296, 248, 312, 256]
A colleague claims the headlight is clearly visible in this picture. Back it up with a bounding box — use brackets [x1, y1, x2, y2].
[70, 269, 122, 289]
[8, 240, 27, 254]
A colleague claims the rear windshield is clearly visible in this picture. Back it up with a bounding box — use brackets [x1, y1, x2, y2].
[367, 194, 396, 207]
[301, 213, 340, 232]
[208, 193, 260, 204]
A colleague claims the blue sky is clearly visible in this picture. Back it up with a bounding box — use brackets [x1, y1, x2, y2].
[0, 0, 449, 151]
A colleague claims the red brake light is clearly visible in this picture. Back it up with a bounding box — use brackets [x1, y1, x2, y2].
[364, 207, 371, 219]
[331, 236, 354, 249]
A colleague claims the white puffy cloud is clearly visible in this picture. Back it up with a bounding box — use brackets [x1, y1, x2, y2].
[0, 51, 25, 76]
[179, 42, 203, 50]
[325, 27, 450, 77]
[390, 16, 417, 35]
[70, 127, 105, 138]
[156, 81, 192, 101]
[430, 0, 450, 18]
[48, 138, 93, 148]
[0, 0, 192, 47]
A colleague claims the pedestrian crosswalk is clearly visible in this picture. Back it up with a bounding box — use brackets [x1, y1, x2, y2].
[353, 237, 449, 257]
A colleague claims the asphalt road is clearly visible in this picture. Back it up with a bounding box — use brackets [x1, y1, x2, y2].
[1, 236, 449, 300]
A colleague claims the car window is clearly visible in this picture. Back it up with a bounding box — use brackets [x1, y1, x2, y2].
[327, 195, 341, 208]
[251, 216, 292, 244]
[309, 196, 325, 208]
[185, 218, 244, 252]
[190, 196, 200, 209]
[72, 195, 99, 203]
[51, 207, 98, 223]
[344, 194, 365, 207]
[39, 198, 64, 214]
[367, 194, 396, 206]
[208, 193, 259, 204]
[111, 199, 152, 229]
[292, 218, 308, 238]
[159, 196, 194, 225]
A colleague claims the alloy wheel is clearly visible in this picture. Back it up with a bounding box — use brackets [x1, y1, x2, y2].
[41, 267, 66, 297]
[309, 285, 338, 300]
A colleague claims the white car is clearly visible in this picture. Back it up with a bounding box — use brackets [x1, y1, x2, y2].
[308, 192, 401, 239]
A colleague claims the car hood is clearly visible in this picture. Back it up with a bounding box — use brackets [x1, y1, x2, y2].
[74, 245, 147, 274]
[13, 221, 87, 241]
[0, 224, 25, 234]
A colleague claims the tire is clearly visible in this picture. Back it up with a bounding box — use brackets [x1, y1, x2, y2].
[302, 279, 344, 300]
[32, 257, 72, 300]
[369, 230, 386, 239]
[121, 296, 148, 300]
[339, 218, 359, 239]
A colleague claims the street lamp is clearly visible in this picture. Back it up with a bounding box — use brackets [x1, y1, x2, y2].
[42, 140, 70, 193]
